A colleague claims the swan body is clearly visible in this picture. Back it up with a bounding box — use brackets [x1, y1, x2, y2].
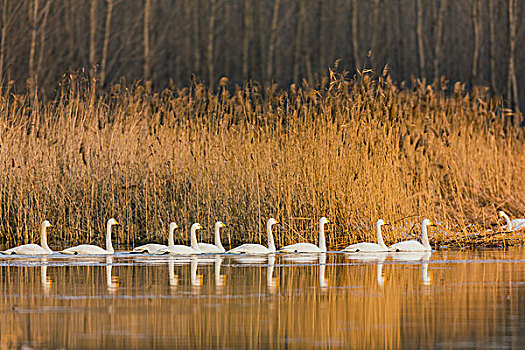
[499, 211, 525, 231]
[342, 219, 388, 252]
[156, 223, 203, 255]
[198, 221, 226, 253]
[388, 219, 434, 252]
[132, 222, 178, 253]
[280, 217, 329, 253]
[2, 221, 53, 255]
[227, 218, 278, 254]
[61, 218, 119, 255]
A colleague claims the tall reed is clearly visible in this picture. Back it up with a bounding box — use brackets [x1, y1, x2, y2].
[0, 73, 523, 248]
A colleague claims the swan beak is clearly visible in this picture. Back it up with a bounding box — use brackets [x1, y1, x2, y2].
[48, 223, 53, 227]
[222, 223, 227, 228]
[429, 221, 435, 226]
[326, 219, 331, 224]
[383, 223, 390, 226]
[114, 220, 120, 226]
[199, 224, 204, 229]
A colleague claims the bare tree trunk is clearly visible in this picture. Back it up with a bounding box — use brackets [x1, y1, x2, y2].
[89, 0, 97, 71]
[29, 0, 38, 80]
[415, 0, 425, 79]
[433, 0, 445, 82]
[266, 0, 280, 83]
[36, 0, 50, 78]
[351, 0, 360, 70]
[192, 0, 200, 75]
[28, 0, 39, 100]
[293, 0, 305, 83]
[507, 0, 518, 110]
[488, 0, 497, 93]
[371, 0, 380, 58]
[143, 0, 151, 80]
[0, 0, 7, 83]
[207, 0, 216, 89]
[100, 0, 113, 85]
[242, 0, 251, 79]
[396, 0, 405, 77]
[471, 0, 481, 86]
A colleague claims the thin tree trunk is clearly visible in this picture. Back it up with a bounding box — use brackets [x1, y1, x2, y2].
[507, 0, 518, 110]
[433, 0, 445, 82]
[29, 0, 38, 79]
[28, 0, 39, 100]
[0, 0, 7, 83]
[143, 0, 151, 80]
[415, 0, 425, 79]
[242, 0, 251, 79]
[36, 0, 50, 77]
[89, 0, 97, 70]
[371, 0, 380, 58]
[266, 0, 280, 83]
[396, 0, 405, 78]
[488, 0, 497, 93]
[471, 0, 480, 86]
[207, 0, 216, 89]
[351, 0, 360, 70]
[100, 0, 113, 85]
[293, 0, 305, 83]
[192, 0, 200, 75]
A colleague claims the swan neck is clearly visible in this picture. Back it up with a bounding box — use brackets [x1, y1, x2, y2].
[214, 225, 224, 250]
[190, 226, 200, 252]
[376, 224, 386, 248]
[421, 222, 431, 250]
[106, 222, 114, 253]
[168, 226, 175, 246]
[267, 222, 276, 252]
[503, 213, 511, 227]
[319, 222, 326, 252]
[41, 224, 51, 252]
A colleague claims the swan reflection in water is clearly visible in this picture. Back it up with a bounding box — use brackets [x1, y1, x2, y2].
[344, 252, 388, 287]
[190, 256, 203, 290]
[40, 257, 52, 293]
[214, 255, 225, 292]
[390, 251, 432, 286]
[319, 253, 328, 288]
[168, 257, 179, 290]
[105, 256, 119, 293]
[267, 254, 278, 293]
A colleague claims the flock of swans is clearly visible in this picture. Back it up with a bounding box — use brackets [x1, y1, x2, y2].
[1, 210, 523, 257]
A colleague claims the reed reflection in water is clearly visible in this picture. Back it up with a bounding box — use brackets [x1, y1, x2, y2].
[0, 250, 524, 348]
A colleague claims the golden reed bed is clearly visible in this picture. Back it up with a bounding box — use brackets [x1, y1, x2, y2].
[0, 72, 524, 249]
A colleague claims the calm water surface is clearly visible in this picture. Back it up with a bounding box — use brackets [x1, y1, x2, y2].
[0, 249, 524, 349]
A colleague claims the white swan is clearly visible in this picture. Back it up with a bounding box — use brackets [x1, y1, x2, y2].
[388, 219, 434, 252]
[341, 219, 389, 252]
[132, 222, 178, 254]
[2, 220, 53, 255]
[61, 218, 119, 255]
[198, 221, 226, 253]
[279, 217, 329, 253]
[227, 218, 278, 254]
[499, 211, 525, 231]
[156, 223, 203, 255]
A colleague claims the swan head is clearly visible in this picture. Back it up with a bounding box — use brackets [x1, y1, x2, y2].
[192, 223, 204, 230]
[42, 220, 52, 229]
[319, 217, 330, 226]
[169, 222, 179, 231]
[267, 218, 279, 226]
[107, 218, 119, 226]
[498, 211, 506, 218]
[422, 219, 434, 227]
[215, 221, 227, 229]
[376, 219, 386, 227]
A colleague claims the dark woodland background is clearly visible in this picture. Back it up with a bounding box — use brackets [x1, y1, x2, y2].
[1, 0, 523, 108]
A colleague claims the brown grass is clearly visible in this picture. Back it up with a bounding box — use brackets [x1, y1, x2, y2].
[0, 72, 524, 249]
